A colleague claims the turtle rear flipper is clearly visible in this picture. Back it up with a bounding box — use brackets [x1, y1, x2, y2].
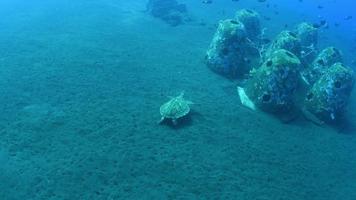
[158, 117, 165, 124]
[172, 119, 178, 126]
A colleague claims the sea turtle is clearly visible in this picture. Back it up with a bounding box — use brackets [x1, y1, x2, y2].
[158, 92, 193, 125]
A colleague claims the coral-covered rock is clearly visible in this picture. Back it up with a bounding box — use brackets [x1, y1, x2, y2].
[206, 19, 251, 78]
[245, 49, 301, 113]
[235, 9, 261, 41]
[296, 22, 318, 64]
[265, 31, 302, 60]
[304, 63, 354, 121]
[301, 47, 343, 85]
[146, 0, 189, 26]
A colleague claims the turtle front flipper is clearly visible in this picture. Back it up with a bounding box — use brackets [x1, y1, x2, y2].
[158, 117, 165, 124]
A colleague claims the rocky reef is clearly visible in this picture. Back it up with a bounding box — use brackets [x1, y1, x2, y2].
[301, 46, 343, 85]
[304, 63, 354, 122]
[206, 9, 355, 124]
[206, 9, 262, 78]
[206, 19, 249, 78]
[296, 22, 318, 64]
[146, 0, 190, 26]
[235, 9, 261, 41]
[245, 49, 301, 113]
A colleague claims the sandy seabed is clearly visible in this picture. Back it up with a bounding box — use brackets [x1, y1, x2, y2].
[0, 1, 356, 199]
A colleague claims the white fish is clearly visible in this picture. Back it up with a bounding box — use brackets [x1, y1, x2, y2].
[237, 86, 256, 111]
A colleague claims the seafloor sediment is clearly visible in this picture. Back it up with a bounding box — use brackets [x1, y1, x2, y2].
[0, 1, 355, 200]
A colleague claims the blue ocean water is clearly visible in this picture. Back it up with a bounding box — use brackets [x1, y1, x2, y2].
[0, 0, 355, 199]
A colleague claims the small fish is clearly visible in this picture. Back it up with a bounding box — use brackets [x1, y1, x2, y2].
[243, 57, 251, 64]
[312, 23, 320, 28]
[319, 20, 327, 26]
[344, 15, 353, 20]
[313, 20, 328, 29]
[202, 0, 212, 4]
[263, 16, 271, 21]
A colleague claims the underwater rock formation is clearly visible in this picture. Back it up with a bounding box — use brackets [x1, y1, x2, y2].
[235, 9, 261, 41]
[206, 19, 250, 78]
[301, 46, 343, 85]
[265, 31, 302, 60]
[206, 9, 262, 78]
[304, 63, 354, 122]
[146, 0, 189, 26]
[316, 47, 343, 66]
[205, 8, 355, 124]
[244, 49, 301, 113]
[296, 22, 318, 64]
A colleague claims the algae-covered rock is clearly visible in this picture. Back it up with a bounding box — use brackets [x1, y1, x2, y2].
[245, 49, 301, 112]
[235, 9, 261, 41]
[296, 22, 318, 48]
[206, 19, 250, 78]
[265, 31, 302, 60]
[301, 46, 343, 85]
[146, 0, 189, 26]
[314, 47, 343, 67]
[296, 22, 318, 64]
[304, 63, 354, 121]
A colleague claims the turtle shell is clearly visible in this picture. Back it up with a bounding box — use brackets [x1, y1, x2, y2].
[160, 94, 191, 119]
